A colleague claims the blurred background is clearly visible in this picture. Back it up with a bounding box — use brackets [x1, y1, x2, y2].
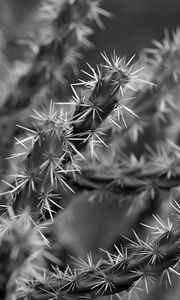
[1, 0, 180, 63]
[87, 0, 180, 64]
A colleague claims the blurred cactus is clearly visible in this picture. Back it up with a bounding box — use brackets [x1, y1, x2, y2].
[1, 1, 180, 300]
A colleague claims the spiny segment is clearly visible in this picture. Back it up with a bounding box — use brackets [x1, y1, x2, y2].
[1, 50, 151, 218]
[14, 201, 180, 299]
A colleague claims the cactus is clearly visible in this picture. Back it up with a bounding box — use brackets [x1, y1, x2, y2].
[1, 1, 180, 300]
[0, 0, 110, 180]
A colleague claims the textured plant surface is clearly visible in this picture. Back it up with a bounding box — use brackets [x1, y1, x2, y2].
[1, 1, 180, 300]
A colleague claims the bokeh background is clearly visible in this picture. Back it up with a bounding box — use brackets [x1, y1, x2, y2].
[1, 0, 180, 62]
[86, 0, 180, 64]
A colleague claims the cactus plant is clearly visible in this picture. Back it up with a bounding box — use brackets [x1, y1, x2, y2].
[1, 1, 180, 300]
